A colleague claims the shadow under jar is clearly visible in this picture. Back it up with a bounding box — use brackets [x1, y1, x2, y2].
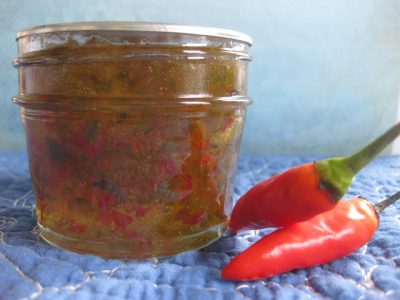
[13, 22, 252, 258]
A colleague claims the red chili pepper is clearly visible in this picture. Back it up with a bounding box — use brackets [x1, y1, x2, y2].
[222, 191, 400, 281]
[230, 123, 400, 233]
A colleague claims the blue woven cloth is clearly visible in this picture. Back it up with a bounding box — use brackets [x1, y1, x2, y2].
[1, 152, 400, 300]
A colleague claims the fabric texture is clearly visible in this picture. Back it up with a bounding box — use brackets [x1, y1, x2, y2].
[1, 152, 400, 300]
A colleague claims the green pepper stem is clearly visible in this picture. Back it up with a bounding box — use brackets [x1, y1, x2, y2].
[316, 122, 400, 201]
[374, 191, 400, 213]
[343, 123, 400, 174]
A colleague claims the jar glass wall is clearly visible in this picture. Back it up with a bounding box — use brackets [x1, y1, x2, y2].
[13, 22, 252, 258]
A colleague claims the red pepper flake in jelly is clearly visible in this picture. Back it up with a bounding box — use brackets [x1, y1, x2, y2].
[97, 209, 133, 231]
[169, 174, 193, 191]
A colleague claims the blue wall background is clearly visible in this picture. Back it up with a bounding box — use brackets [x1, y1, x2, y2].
[1, 0, 400, 155]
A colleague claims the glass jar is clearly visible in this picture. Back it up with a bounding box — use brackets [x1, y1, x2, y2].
[13, 22, 252, 258]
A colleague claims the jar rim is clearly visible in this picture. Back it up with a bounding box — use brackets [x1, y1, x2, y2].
[16, 21, 252, 45]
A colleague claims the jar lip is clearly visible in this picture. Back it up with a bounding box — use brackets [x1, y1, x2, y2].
[16, 21, 252, 45]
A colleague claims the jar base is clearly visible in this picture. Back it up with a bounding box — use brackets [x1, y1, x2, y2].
[38, 223, 226, 259]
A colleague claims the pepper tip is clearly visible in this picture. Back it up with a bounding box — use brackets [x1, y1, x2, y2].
[220, 266, 240, 281]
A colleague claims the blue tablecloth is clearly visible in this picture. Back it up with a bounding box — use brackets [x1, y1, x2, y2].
[1, 152, 400, 300]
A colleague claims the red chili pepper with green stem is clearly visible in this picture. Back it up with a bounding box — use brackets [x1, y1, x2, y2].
[222, 191, 400, 281]
[230, 123, 400, 233]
